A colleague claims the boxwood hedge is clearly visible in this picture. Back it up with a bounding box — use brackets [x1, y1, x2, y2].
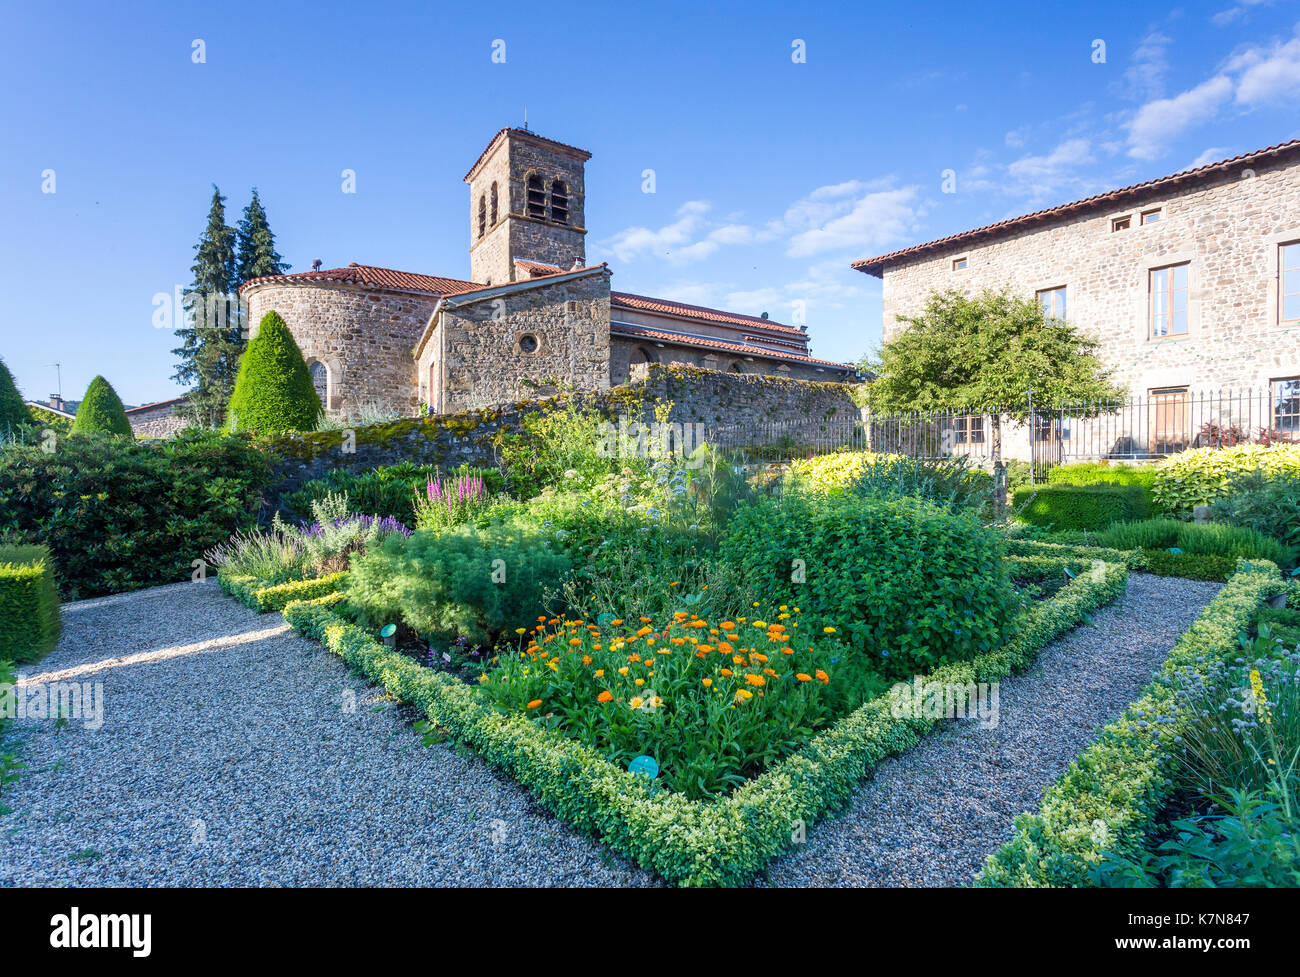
[0, 544, 61, 663]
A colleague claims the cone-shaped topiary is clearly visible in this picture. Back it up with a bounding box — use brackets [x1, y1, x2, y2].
[226, 310, 322, 434]
[70, 376, 133, 437]
[0, 357, 31, 430]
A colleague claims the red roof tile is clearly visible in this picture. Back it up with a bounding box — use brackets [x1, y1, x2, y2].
[240, 264, 478, 296]
[611, 323, 854, 371]
[611, 292, 806, 336]
[515, 258, 564, 278]
[852, 139, 1300, 277]
[441, 264, 609, 301]
[124, 395, 188, 414]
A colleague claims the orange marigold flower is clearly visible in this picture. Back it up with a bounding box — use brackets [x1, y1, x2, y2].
[611, 619, 624, 626]
[717, 641, 734, 654]
[582, 655, 592, 666]
[816, 669, 829, 683]
[733, 655, 745, 665]
[720, 622, 735, 631]
[720, 668, 733, 677]
[568, 637, 582, 646]
[702, 678, 713, 688]
[597, 690, 614, 703]
[782, 647, 794, 655]
[796, 673, 812, 682]
[526, 699, 543, 709]
[745, 673, 766, 687]
[636, 626, 653, 637]
[638, 616, 652, 623]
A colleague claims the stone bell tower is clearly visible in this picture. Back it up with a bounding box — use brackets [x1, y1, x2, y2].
[465, 127, 590, 286]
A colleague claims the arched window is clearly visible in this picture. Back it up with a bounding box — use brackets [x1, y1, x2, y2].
[478, 194, 487, 238]
[490, 182, 499, 225]
[550, 180, 569, 224]
[309, 361, 329, 405]
[729, 361, 746, 374]
[630, 346, 655, 366]
[526, 174, 546, 218]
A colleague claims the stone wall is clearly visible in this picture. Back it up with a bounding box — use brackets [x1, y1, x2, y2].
[637, 364, 861, 427]
[609, 335, 848, 385]
[417, 269, 612, 413]
[879, 152, 1300, 397]
[126, 399, 188, 439]
[245, 281, 437, 417]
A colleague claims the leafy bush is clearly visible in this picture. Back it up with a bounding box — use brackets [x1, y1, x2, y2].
[721, 493, 1016, 679]
[226, 310, 321, 435]
[220, 570, 348, 612]
[0, 358, 31, 433]
[0, 430, 271, 598]
[1152, 443, 1300, 517]
[1211, 470, 1300, 552]
[26, 404, 71, 434]
[1097, 518, 1290, 566]
[1140, 550, 1240, 581]
[205, 526, 308, 584]
[1012, 483, 1149, 531]
[1047, 461, 1158, 511]
[70, 376, 132, 438]
[271, 492, 410, 575]
[346, 522, 572, 647]
[0, 544, 60, 663]
[494, 398, 645, 499]
[785, 450, 992, 513]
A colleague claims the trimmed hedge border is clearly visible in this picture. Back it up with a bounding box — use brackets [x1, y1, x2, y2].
[1012, 483, 1149, 531]
[281, 560, 1128, 886]
[0, 544, 61, 664]
[1005, 538, 1146, 569]
[1008, 538, 1245, 582]
[218, 572, 348, 613]
[976, 559, 1281, 888]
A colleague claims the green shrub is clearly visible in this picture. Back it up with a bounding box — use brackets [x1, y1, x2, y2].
[977, 561, 1280, 887]
[1210, 470, 1300, 552]
[785, 450, 992, 513]
[0, 544, 61, 663]
[721, 493, 1016, 679]
[0, 430, 271, 599]
[1152, 443, 1300, 517]
[1047, 461, 1158, 512]
[346, 523, 572, 647]
[70, 376, 132, 438]
[495, 398, 641, 499]
[26, 403, 71, 434]
[227, 310, 322, 435]
[1012, 483, 1148, 531]
[1004, 537, 1147, 569]
[1140, 550, 1239, 581]
[0, 358, 31, 433]
[1097, 518, 1291, 566]
[220, 571, 348, 612]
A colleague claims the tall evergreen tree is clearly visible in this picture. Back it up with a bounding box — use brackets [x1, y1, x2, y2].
[235, 188, 290, 284]
[172, 185, 241, 427]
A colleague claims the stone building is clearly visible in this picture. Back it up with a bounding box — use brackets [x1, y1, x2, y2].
[853, 140, 1300, 455]
[241, 127, 856, 417]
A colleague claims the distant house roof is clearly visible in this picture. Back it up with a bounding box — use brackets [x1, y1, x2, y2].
[124, 395, 188, 415]
[852, 139, 1300, 277]
[611, 291, 806, 338]
[240, 263, 478, 297]
[26, 401, 74, 419]
[611, 322, 855, 372]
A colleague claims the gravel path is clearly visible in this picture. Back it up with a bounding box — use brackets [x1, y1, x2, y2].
[1, 573, 1219, 887]
[0, 580, 658, 887]
[757, 572, 1222, 887]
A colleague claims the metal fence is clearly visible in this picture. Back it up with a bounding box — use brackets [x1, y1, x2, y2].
[706, 388, 1300, 471]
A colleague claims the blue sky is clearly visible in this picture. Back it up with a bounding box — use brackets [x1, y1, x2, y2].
[2, 0, 1299, 405]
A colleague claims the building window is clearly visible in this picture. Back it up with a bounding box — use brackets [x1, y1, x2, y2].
[518, 333, 540, 354]
[478, 195, 486, 238]
[526, 174, 546, 218]
[309, 361, 329, 405]
[1112, 215, 1131, 232]
[952, 414, 984, 444]
[550, 180, 569, 224]
[490, 182, 499, 225]
[952, 257, 968, 270]
[1037, 286, 1067, 321]
[1282, 241, 1300, 323]
[1149, 262, 1189, 338]
[1141, 209, 1162, 225]
[1273, 377, 1300, 435]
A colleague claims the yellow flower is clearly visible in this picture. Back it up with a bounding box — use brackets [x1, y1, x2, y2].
[619, 666, 629, 676]
[629, 697, 644, 709]
[1250, 669, 1273, 725]
[634, 678, 645, 687]
[478, 673, 490, 684]
[548, 659, 559, 672]
[514, 628, 526, 634]
[823, 627, 837, 635]
[753, 620, 767, 629]
[702, 678, 713, 688]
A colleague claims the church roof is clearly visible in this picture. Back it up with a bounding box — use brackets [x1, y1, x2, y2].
[611, 292, 807, 337]
[610, 322, 855, 372]
[463, 127, 592, 183]
[240, 263, 478, 297]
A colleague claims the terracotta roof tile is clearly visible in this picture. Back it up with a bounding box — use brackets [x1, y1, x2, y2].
[441, 264, 608, 300]
[852, 139, 1300, 276]
[240, 264, 478, 296]
[611, 323, 854, 371]
[610, 292, 806, 336]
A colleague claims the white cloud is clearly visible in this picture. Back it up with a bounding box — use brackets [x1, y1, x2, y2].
[784, 184, 922, 258]
[1005, 138, 1096, 196]
[1123, 32, 1173, 101]
[602, 201, 712, 262]
[1212, 0, 1275, 27]
[1125, 74, 1234, 160]
[1230, 34, 1300, 105]
[1191, 145, 1234, 167]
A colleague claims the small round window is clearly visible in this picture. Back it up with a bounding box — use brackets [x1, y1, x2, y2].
[519, 334, 540, 353]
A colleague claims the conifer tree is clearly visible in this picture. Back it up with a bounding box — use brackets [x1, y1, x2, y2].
[0, 356, 32, 432]
[70, 376, 133, 437]
[172, 185, 241, 427]
[235, 188, 289, 284]
[226, 311, 322, 435]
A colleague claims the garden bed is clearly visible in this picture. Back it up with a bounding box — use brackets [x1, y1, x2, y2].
[281, 556, 1128, 887]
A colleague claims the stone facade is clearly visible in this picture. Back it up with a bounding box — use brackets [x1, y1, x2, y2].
[637, 365, 859, 427]
[126, 397, 189, 439]
[870, 145, 1300, 399]
[245, 282, 438, 417]
[415, 267, 613, 413]
[466, 128, 589, 285]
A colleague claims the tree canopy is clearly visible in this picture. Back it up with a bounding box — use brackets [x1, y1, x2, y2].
[70, 376, 133, 437]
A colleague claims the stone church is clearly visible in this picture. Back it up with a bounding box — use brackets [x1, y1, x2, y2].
[240, 127, 856, 417]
